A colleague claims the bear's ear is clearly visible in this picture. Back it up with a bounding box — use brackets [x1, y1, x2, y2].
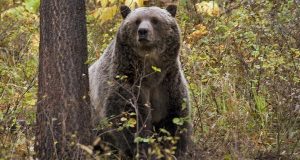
[166, 5, 177, 17]
[120, 5, 131, 19]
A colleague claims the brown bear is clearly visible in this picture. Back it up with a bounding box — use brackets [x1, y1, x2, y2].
[89, 5, 191, 159]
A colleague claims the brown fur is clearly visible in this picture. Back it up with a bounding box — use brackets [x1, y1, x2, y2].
[89, 5, 191, 158]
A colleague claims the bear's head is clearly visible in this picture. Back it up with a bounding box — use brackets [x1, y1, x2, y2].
[117, 5, 180, 57]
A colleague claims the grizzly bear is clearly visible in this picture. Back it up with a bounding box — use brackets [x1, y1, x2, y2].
[89, 5, 191, 158]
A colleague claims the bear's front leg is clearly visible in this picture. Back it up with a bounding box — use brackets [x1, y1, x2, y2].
[163, 71, 192, 158]
[104, 85, 153, 159]
[134, 104, 152, 159]
[103, 87, 138, 158]
[134, 87, 153, 159]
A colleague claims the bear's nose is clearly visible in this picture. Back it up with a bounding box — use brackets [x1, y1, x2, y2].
[138, 28, 148, 37]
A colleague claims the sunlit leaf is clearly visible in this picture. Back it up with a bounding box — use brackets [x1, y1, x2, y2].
[172, 118, 184, 126]
[77, 144, 93, 155]
[99, 5, 118, 24]
[120, 117, 127, 121]
[100, 0, 109, 7]
[24, 0, 40, 13]
[159, 128, 170, 135]
[127, 118, 136, 128]
[187, 24, 208, 43]
[134, 137, 143, 143]
[151, 66, 161, 72]
[196, 1, 220, 16]
[125, 0, 143, 9]
[1, 6, 25, 19]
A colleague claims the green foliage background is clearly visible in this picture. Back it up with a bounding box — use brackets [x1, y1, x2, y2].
[0, 0, 299, 159]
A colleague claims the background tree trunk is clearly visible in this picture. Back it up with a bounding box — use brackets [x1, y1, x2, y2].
[35, 0, 91, 159]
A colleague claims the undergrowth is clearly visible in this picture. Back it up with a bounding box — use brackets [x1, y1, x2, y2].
[0, 0, 299, 159]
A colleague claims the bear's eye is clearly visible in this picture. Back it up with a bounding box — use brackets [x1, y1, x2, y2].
[135, 19, 141, 25]
[151, 17, 159, 25]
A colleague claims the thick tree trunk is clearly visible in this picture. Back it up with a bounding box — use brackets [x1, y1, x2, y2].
[35, 0, 91, 159]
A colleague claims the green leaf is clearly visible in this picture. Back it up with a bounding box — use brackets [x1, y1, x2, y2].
[134, 137, 143, 143]
[159, 128, 171, 135]
[151, 66, 161, 72]
[120, 117, 127, 121]
[172, 117, 184, 126]
[1, 6, 25, 19]
[180, 0, 187, 6]
[129, 112, 136, 116]
[127, 118, 136, 128]
[134, 137, 154, 143]
[116, 75, 128, 80]
[24, 0, 40, 13]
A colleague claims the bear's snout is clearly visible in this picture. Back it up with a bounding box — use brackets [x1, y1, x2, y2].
[138, 28, 148, 39]
[137, 21, 153, 43]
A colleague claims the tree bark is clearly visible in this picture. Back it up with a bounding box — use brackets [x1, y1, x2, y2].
[35, 0, 91, 159]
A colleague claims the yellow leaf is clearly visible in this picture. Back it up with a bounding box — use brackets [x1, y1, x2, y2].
[196, 1, 220, 16]
[127, 118, 136, 128]
[151, 66, 161, 72]
[187, 24, 208, 43]
[101, 0, 108, 7]
[77, 143, 93, 155]
[125, 0, 144, 9]
[99, 5, 118, 24]
[195, 24, 207, 31]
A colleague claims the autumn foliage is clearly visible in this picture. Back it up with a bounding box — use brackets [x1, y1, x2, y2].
[0, 0, 299, 159]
